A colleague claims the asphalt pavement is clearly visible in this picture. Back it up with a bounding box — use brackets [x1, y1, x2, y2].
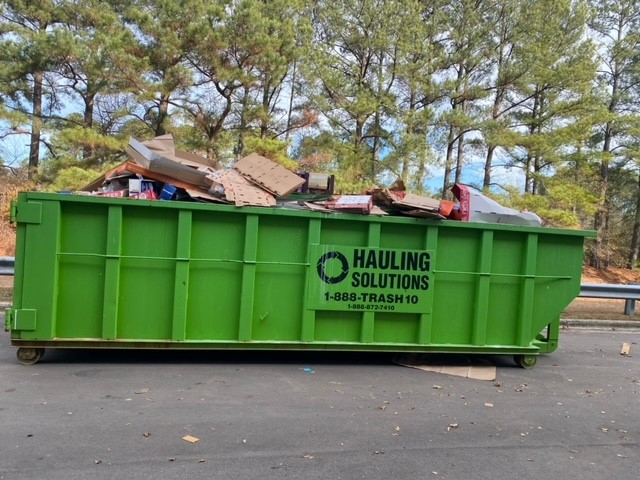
[0, 312, 638, 480]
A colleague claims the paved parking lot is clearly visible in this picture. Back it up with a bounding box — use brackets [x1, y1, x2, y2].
[0, 316, 638, 480]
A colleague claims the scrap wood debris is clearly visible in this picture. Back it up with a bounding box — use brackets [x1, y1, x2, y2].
[77, 134, 541, 226]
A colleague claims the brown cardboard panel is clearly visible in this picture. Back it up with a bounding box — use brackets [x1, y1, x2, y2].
[303, 202, 334, 213]
[233, 153, 304, 197]
[399, 209, 445, 220]
[128, 138, 208, 187]
[207, 169, 275, 207]
[185, 188, 228, 203]
[117, 162, 202, 191]
[142, 134, 175, 154]
[176, 149, 219, 169]
[394, 193, 440, 211]
[393, 354, 497, 381]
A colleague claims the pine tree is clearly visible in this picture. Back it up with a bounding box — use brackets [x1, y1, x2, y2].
[0, 0, 65, 177]
[588, 0, 640, 268]
[303, 0, 404, 186]
[502, 0, 598, 194]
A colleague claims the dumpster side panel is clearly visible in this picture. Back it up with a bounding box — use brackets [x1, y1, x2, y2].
[57, 202, 108, 338]
[431, 228, 481, 345]
[187, 210, 245, 340]
[116, 207, 178, 340]
[252, 215, 308, 341]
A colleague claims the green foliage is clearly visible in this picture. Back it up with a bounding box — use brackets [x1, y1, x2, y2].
[243, 137, 297, 170]
[43, 165, 110, 193]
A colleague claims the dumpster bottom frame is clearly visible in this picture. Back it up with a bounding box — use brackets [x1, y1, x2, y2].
[11, 338, 544, 354]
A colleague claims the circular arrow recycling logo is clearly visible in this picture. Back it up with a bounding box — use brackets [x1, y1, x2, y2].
[316, 251, 349, 284]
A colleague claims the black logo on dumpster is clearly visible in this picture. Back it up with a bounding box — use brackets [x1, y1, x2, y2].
[317, 251, 349, 284]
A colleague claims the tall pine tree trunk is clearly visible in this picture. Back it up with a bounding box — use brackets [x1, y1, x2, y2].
[484, 85, 505, 189]
[83, 91, 95, 161]
[284, 61, 297, 141]
[28, 70, 43, 178]
[484, 146, 495, 190]
[627, 172, 640, 269]
[155, 92, 170, 136]
[236, 86, 250, 159]
[260, 79, 271, 139]
[454, 132, 465, 185]
[442, 124, 456, 198]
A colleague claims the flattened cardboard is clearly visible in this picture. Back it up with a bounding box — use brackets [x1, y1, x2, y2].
[116, 162, 203, 192]
[303, 202, 334, 213]
[141, 134, 219, 169]
[394, 193, 441, 211]
[142, 134, 175, 154]
[128, 137, 208, 187]
[207, 169, 275, 207]
[370, 205, 389, 216]
[393, 354, 496, 381]
[185, 188, 228, 203]
[176, 149, 219, 169]
[233, 153, 305, 197]
[399, 209, 445, 220]
[368, 188, 402, 207]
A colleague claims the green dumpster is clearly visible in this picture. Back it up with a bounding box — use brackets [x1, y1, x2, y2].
[6, 192, 594, 366]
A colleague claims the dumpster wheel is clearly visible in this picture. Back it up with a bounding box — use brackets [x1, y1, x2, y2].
[514, 354, 537, 369]
[17, 348, 45, 366]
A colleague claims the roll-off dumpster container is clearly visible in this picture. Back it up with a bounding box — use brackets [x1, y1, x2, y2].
[5, 192, 594, 366]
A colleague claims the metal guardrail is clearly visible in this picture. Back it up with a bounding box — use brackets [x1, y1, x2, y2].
[0, 257, 14, 276]
[579, 283, 640, 316]
[1, 256, 639, 314]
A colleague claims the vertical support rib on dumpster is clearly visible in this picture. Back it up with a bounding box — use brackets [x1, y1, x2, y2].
[102, 205, 122, 340]
[239, 214, 259, 341]
[361, 222, 381, 343]
[472, 230, 493, 346]
[517, 232, 538, 346]
[418, 225, 438, 344]
[171, 209, 192, 341]
[301, 218, 322, 342]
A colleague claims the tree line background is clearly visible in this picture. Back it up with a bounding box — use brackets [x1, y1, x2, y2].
[1, 0, 639, 268]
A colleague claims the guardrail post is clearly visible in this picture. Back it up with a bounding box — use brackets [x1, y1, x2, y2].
[624, 299, 635, 316]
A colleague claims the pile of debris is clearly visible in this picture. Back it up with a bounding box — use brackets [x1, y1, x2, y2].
[80, 135, 541, 227]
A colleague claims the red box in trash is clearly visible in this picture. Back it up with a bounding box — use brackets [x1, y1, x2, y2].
[329, 195, 373, 214]
[130, 190, 158, 200]
[450, 184, 470, 221]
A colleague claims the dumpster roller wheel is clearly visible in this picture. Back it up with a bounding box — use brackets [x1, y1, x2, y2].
[514, 354, 537, 369]
[17, 348, 45, 365]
